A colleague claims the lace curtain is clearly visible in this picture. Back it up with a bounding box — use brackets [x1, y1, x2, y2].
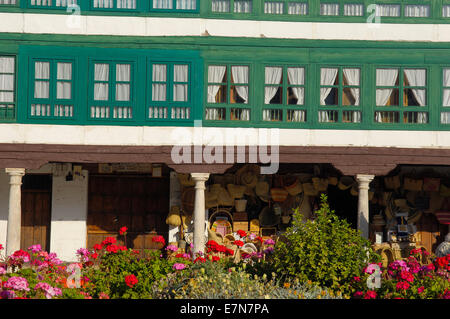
[376, 4, 400, 17]
[94, 63, 109, 101]
[344, 4, 363, 16]
[34, 62, 50, 99]
[320, 3, 339, 16]
[56, 62, 72, 100]
[405, 5, 429, 18]
[264, 2, 283, 14]
[287, 67, 304, 105]
[177, 0, 196, 10]
[115, 64, 130, 101]
[0, 57, 14, 103]
[173, 64, 188, 102]
[212, 0, 229, 12]
[152, 64, 167, 101]
[207, 66, 226, 103]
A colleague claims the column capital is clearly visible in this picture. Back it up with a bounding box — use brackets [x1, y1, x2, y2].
[190, 173, 210, 182]
[5, 168, 25, 176]
[356, 174, 375, 185]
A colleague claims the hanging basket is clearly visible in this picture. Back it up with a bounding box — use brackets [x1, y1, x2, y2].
[181, 187, 195, 215]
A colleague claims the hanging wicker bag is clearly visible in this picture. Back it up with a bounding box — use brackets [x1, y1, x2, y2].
[312, 177, 328, 192]
[270, 188, 288, 202]
[227, 184, 246, 199]
[284, 176, 303, 196]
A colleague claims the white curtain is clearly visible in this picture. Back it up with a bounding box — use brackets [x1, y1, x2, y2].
[153, 0, 172, 9]
[34, 62, 50, 99]
[177, 0, 196, 10]
[94, 63, 109, 101]
[288, 2, 307, 15]
[211, 0, 229, 12]
[207, 66, 226, 103]
[404, 69, 426, 106]
[288, 110, 306, 122]
[264, 2, 283, 14]
[343, 68, 360, 106]
[56, 62, 72, 100]
[0, 1, 17, 5]
[55, 0, 77, 6]
[116, 64, 130, 101]
[443, 69, 450, 107]
[232, 66, 249, 104]
[344, 4, 363, 16]
[287, 67, 304, 105]
[117, 0, 136, 9]
[0, 57, 14, 103]
[93, 0, 113, 8]
[234, 0, 251, 13]
[405, 5, 429, 18]
[321, 3, 339, 16]
[152, 64, 167, 101]
[444, 5, 450, 18]
[441, 112, 450, 124]
[205, 108, 224, 120]
[319, 110, 336, 123]
[264, 67, 282, 104]
[320, 68, 338, 105]
[376, 4, 400, 17]
[376, 69, 398, 106]
[173, 64, 188, 102]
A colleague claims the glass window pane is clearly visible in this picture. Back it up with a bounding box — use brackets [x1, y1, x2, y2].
[344, 4, 363, 16]
[116, 83, 130, 101]
[288, 2, 307, 15]
[0, 74, 14, 90]
[320, 3, 339, 16]
[57, 63, 72, 80]
[376, 4, 400, 17]
[153, 0, 173, 9]
[174, 65, 188, 82]
[34, 81, 49, 99]
[35, 62, 50, 80]
[94, 64, 109, 81]
[343, 87, 359, 106]
[404, 69, 426, 87]
[116, 64, 131, 82]
[173, 84, 188, 102]
[152, 84, 167, 101]
[234, 0, 251, 13]
[0, 57, 14, 73]
[0, 91, 14, 103]
[212, 0, 230, 12]
[153, 64, 167, 82]
[176, 0, 196, 10]
[264, 2, 283, 14]
[56, 82, 71, 99]
[94, 83, 109, 100]
[376, 88, 399, 106]
[405, 5, 429, 18]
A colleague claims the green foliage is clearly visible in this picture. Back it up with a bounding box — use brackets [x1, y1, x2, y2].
[273, 194, 380, 295]
[84, 249, 189, 299]
[150, 261, 342, 299]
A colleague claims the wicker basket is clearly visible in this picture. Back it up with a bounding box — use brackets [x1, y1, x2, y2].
[181, 187, 195, 215]
[209, 208, 234, 236]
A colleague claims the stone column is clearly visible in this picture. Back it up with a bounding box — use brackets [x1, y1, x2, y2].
[191, 173, 210, 257]
[356, 174, 374, 239]
[5, 168, 25, 256]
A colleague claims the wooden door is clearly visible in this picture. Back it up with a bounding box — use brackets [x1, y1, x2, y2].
[415, 213, 447, 254]
[87, 175, 169, 256]
[21, 175, 52, 252]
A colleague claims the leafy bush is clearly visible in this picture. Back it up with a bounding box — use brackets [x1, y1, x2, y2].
[272, 194, 380, 295]
[151, 260, 341, 299]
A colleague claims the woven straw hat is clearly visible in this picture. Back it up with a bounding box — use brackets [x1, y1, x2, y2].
[211, 185, 233, 206]
[338, 176, 355, 191]
[235, 199, 247, 212]
[236, 164, 259, 189]
[284, 176, 303, 196]
[255, 181, 271, 202]
[166, 206, 182, 226]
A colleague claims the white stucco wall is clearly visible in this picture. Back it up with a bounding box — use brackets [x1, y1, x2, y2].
[50, 169, 89, 262]
[0, 12, 448, 43]
[0, 170, 9, 252]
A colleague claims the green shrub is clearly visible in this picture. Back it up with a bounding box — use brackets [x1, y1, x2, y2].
[273, 194, 380, 295]
[151, 261, 342, 299]
[84, 249, 189, 299]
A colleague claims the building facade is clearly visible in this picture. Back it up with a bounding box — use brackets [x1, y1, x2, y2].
[0, 0, 450, 261]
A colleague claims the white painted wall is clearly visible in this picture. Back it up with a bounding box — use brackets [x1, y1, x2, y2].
[0, 12, 448, 42]
[0, 170, 9, 252]
[50, 168, 89, 262]
[1, 123, 450, 150]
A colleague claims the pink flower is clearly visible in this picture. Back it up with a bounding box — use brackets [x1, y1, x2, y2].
[27, 244, 42, 254]
[396, 281, 410, 291]
[364, 290, 377, 299]
[3, 276, 30, 291]
[400, 271, 414, 283]
[417, 286, 425, 294]
[173, 263, 186, 270]
[264, 239, 275, 245]
[165, 245, 178, 252]
[353, 291, 363, 298]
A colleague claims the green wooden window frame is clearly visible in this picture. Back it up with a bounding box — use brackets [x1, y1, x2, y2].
[210, 0, 253, 14]
[0, 56, 15, 120]
[263, 0, 309, 15]
[29, 58, 75, 119]
[27, 0, 78, 9]
[262, 65, 307, 123]
[440, 67, 450, 125]
[0, 0, 17, 6]
[147, 60, 192, 121]
[90, 0, 139, 11]
[150, 0, 199, 12]
[374, 66, 429, 125]
[205, 63, 251, 122]
[318, 66, 362, 124]
[88, 60, 136, 121]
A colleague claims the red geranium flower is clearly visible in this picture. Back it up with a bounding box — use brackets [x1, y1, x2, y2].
[124, 274, 138, 288]
[212, 256, 220, 262]
[106, 244, 119, 254]
[233, 240, 244, 247]
[152, 235, 165, 246]
[396, 281, 410, 291]
[119, 226, 128, 236]
[236, 230, 247, 238]
[93, 244, 103, 251]
[0, 244, 3, 250]
[102, 237, 116, 246]
[194, 256, 206, 263]
[364, 290, 377, 299]
[90, 253, 98, 260]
